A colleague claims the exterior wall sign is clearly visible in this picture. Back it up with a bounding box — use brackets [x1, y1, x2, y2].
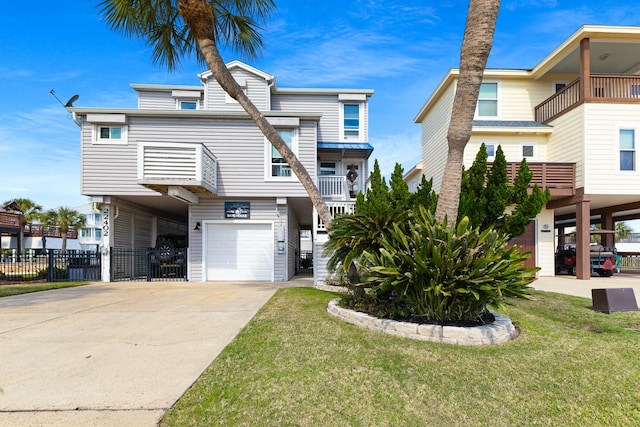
[225, 201, 250, 219]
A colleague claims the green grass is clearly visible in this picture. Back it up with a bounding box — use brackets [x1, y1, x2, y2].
[162, 288, 640, 427]
[0, 282, 88, 297]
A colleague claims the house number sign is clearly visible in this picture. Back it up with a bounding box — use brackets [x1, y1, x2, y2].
[102, 206, 110, 237]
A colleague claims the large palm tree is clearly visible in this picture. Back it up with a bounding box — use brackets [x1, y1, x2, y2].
[3, 198, 43, 254]
[42, 207, 86, 253]
[97, 0, 333, 228]
[434, 0, 501, 223]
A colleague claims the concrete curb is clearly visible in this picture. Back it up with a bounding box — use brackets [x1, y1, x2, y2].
[326, 298, 518, 345]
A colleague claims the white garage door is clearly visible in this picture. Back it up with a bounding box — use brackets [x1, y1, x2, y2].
[205, 222, 273, 281]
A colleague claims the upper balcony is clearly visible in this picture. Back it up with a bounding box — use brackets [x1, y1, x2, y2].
[137, 142, 217, 198]
[535, 75, 640, 123]
[489, 162, 576, 198]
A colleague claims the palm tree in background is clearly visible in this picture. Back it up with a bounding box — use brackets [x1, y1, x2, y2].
[435, 0, 501, 223]
[97, 0, 333, 228]
[42, 207, 86, 253]
[3, 198, 43, 253]
[616, 221, 632, 241]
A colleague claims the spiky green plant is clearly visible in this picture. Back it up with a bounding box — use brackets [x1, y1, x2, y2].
[360, 207, 537, 323]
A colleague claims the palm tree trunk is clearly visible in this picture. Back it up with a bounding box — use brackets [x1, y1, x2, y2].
[61, 232, 67, 253]
[179, 0, 333, 229]
[435, 0, 501, 223]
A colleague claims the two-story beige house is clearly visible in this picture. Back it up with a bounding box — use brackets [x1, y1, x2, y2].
[71, 61, 373, 283]
[415, 25, 640, 279]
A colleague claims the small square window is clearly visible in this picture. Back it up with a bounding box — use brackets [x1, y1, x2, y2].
[485, 144, 496, 158]
[522, 145, 535, 158]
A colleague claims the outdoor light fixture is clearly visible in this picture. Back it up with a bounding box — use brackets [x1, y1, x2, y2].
[194, 221, 201, 231]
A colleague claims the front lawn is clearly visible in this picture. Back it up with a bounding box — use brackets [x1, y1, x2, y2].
[0, 282, 88, 297]
[163, 287, 640, 427]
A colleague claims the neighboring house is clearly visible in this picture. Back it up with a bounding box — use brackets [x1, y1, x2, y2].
[70, 60, 373, 283]
[415, 25, 640, 279]
[0, 209, 82, 252]
[76, 203, 102, 251]
[403, 162, 424, 193]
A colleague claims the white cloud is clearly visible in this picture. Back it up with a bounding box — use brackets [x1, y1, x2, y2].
[368, 128, 422, 179]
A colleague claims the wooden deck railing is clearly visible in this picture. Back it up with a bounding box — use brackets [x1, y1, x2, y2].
[1, 213, 79, 239]
[0, 212, 22, 230]
[535, 75, 640, 123]
[489, 162, 576, 197]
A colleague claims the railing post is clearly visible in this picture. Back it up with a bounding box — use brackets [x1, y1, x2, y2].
[47, 250, 54, 282]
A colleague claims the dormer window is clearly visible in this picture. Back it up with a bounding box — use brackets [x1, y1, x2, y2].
[179, 100, 198, 110]
[171, 90, 201, 110]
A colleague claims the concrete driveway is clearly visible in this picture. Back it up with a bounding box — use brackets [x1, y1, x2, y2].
[0, 280, 308, 426]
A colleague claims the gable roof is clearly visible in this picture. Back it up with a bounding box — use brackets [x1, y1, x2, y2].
[198, 60, 275, 83]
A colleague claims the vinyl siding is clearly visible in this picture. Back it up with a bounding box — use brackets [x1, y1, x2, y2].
[420, 82, 456, 192]
[536, 208, 555, 277]
[287, 205, 299, 280]
[137, 91, 179, 110]
[81, 116, 317, 197]
[272, 94, 340, 142]
[465, 135, 549, 166]
[583, 103, 640, 195]
[313, 232, 331, 285]
[203, 68, 269, 111]
[188, 197, 284, 282]
[547, 105, 585, 187]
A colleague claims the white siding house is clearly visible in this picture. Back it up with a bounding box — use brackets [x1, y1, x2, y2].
[415, 25, 640, 280]
[71, 60, 373, 283]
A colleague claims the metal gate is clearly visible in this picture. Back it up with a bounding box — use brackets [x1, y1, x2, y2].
[110, 247, 187, 282]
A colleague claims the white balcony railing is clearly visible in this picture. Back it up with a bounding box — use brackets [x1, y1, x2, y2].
[317, 201, 356, 231]
[318, 175, 348, 200]
[137, 142, 217, 194]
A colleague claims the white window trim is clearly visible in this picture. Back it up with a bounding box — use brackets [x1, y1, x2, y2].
[339, 102, 365, 142]
[617, 127, 638, 173]
[92, 124, 128, 145]
[520, 142, 537, 161]
[474, 81, 500, 119]
[265, 128, 299, 181]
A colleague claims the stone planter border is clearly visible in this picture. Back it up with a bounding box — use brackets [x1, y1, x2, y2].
[326, 298, 518, 346]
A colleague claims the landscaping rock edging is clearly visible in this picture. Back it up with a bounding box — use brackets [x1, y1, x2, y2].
[326, 298, 518, 345]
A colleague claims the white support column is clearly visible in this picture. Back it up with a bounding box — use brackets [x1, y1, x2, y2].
[99, 203, 115, 282]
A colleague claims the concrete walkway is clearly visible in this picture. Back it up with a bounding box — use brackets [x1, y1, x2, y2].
[531, 272, 640, 305]
[0, 278, 311, 427]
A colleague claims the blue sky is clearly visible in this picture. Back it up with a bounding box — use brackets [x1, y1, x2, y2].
[1, 0, 640, 213]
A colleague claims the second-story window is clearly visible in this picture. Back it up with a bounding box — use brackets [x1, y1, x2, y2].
[95, 125, 127, 144]
[270, 129, 297, 178]
[477, 82, 498, 117]
[620, 129, 636, 171]
[179, 100, 198, 110]
[484, 143, 496, 158]
[100, 126, 121, 140]
[343, 104, 360, 138]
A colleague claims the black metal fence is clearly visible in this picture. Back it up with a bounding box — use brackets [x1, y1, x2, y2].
[111, 247, 187, 282]
[0, 250, 101, 284]
[296, 250, 313, 276]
